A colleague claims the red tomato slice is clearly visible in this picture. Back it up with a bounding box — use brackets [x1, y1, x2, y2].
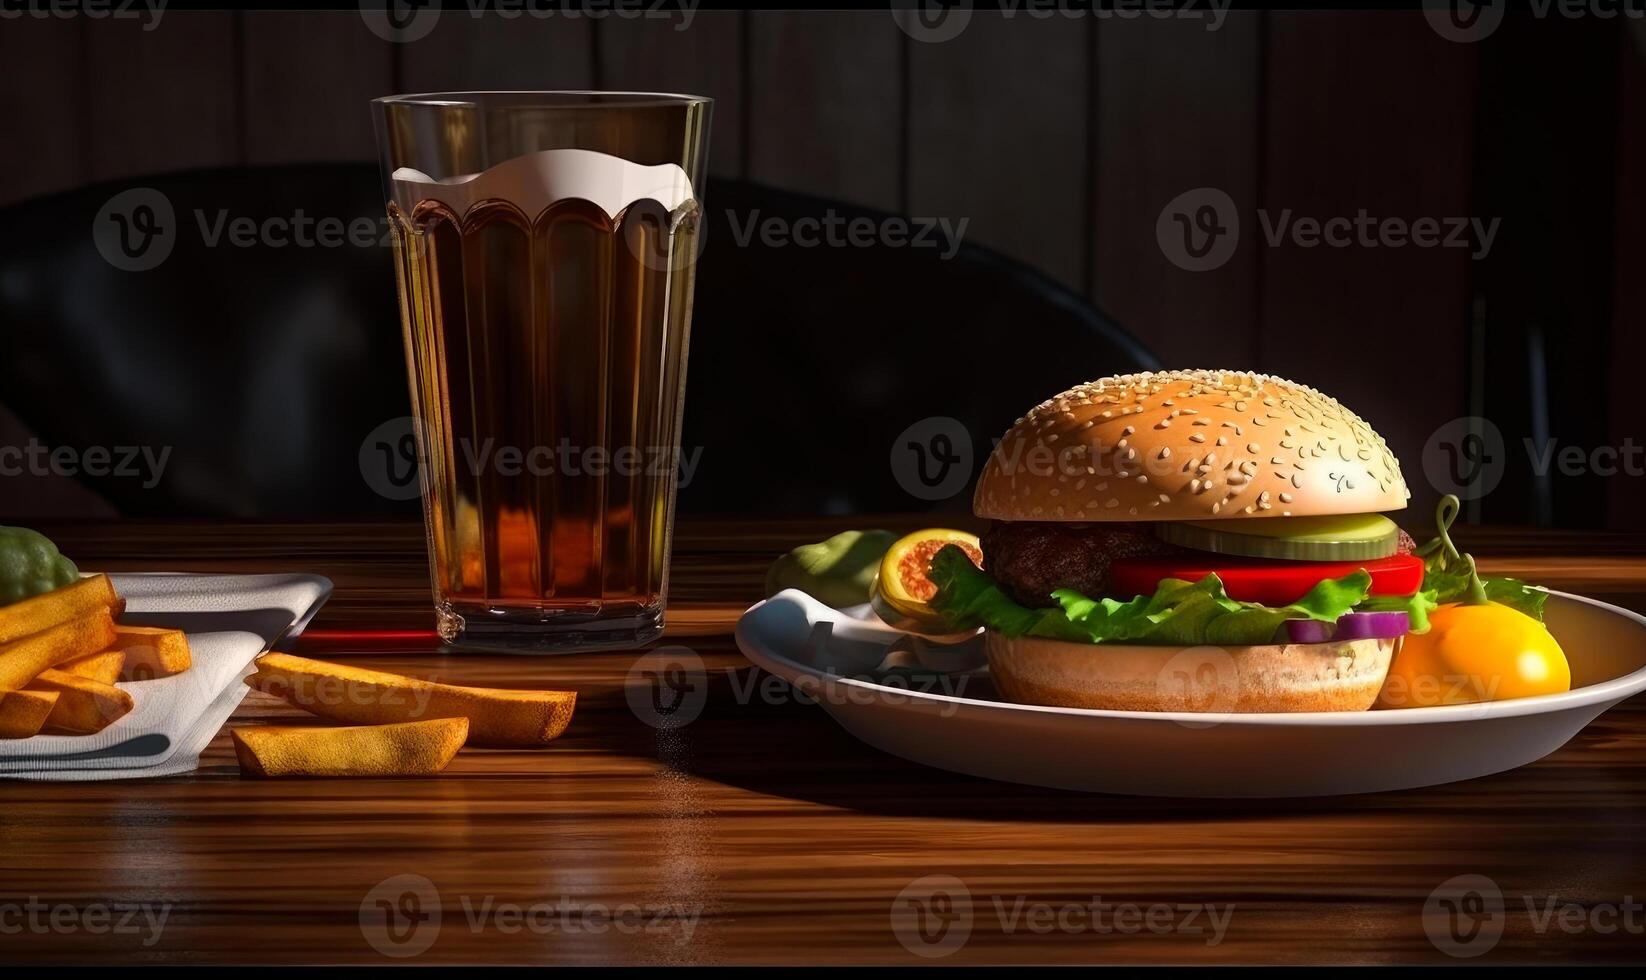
[1110, 553, 1424, 606]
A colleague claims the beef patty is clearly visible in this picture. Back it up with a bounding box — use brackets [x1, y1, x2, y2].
[980, 521, 1180, 608]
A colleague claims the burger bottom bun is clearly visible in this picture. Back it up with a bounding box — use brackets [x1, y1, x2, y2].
[985, 632, 1396, 713]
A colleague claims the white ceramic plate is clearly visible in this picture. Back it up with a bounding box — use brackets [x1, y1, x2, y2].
[0, 572, 332, 780]
[735, 588, 1646, 797]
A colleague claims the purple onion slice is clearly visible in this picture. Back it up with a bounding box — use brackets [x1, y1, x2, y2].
[1281, 611, 1410, 644]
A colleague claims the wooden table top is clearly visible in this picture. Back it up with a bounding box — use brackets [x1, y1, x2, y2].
[4, 517, 1646, 965]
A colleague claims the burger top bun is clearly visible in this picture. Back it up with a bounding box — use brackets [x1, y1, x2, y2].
[974, 370, 1410, 522]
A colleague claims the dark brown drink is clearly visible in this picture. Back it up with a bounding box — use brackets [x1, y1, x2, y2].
[388, 195, 701, 646]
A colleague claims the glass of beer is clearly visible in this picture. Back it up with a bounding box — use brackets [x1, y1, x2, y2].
[372, 92, 710, 651]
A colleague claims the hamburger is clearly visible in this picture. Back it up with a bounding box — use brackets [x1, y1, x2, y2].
[926, 370, 1425, 713]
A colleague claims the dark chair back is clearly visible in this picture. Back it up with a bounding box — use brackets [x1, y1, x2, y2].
[0, 164, 1157, 517]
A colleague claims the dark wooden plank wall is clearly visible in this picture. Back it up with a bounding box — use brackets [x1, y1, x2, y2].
[0, 9, 1639, 526]
[1613, 21, 1646, 529]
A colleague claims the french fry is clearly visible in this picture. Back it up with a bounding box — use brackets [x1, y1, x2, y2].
[28, 669, 134, 734]
[247, 652, 575, 747]
[0, 690, 59, 739]
[231, 718, 468, 777]
[0, 607, 118, 692]
[59, 649, 125, 685]
[109, 626, 192, 680]
[0, 574, 123, 646]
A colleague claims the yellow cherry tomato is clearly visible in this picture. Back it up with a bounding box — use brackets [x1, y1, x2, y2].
[1377, 601, 1570, 708]
[870, 528, 981, 632]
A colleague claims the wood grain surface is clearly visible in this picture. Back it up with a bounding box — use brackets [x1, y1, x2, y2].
[2, 517, 1645, 964]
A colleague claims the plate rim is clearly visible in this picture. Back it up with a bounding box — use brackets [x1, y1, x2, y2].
[734, 588, 1646, 728]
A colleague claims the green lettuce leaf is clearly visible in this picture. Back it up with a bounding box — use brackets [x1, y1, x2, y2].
[1482, 578, 1549, 621]
[926, 545, 1371, 647]
[925, 544, 1089, 641]
[1413, 547, 1548, 623]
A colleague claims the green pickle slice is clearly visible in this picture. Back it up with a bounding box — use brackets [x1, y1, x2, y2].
[1156, 513, 1400, 561]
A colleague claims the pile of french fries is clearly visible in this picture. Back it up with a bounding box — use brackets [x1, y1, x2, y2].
[0, 574, 192, 739]
[233, 653, 577, 777]
[0, 571, 582, 776]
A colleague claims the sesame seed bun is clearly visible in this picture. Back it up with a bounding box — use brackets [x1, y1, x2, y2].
[985, 632, 1397, 713]
[973, 369, 1410, 522]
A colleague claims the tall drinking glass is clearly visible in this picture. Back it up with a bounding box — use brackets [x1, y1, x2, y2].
[372, 92, 711, 651]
